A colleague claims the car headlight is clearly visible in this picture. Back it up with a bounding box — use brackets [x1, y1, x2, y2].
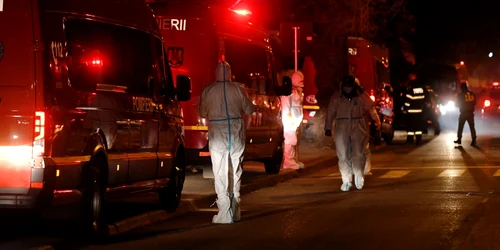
[445, 101, 455, 111]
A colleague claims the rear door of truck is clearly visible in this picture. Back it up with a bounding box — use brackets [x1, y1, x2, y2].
[0, 0, 38, 193]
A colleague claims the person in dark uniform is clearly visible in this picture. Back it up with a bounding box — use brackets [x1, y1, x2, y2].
[454, 82, 477, 146]
[403, 74, 429, 145]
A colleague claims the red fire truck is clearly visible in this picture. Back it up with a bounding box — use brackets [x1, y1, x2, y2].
[348, 37, 394, 144]
[146, 1, 291, 174]
[347, 37, 390, 93]
[0, 0, 191, 232]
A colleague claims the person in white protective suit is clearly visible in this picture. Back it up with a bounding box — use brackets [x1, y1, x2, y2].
[324, 75, 380, 191]
[354, 78, 380, 176]
[281, 71, 305, 169]
[198, 61, 255, 224]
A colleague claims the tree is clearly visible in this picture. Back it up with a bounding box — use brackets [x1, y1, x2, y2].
[283, 0, 406, 105]
[279, 0, 409, 144]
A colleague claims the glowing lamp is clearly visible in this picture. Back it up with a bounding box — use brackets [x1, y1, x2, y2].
[231, 9, 252, 15]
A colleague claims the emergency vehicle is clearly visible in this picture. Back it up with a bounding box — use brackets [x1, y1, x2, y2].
[0, 0, 191, 232]
[347, 37, 390, 95]
[147, 1, 292, 174]
[347, 37, 394, 143]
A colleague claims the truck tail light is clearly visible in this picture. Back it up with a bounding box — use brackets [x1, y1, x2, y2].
[33, 111, 45, 160]
[485, 100, 491, 107]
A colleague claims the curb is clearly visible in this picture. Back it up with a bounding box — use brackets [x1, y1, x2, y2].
[106, 202, 194, 237]
[31, 246, 55, 250]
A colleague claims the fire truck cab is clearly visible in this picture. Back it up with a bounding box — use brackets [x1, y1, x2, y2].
[0, 0, 191, 232]
[147, 1, 292, 174]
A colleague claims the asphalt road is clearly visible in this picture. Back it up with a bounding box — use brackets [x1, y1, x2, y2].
[54, 130, 500, 250]
[4, 127, 500, 249]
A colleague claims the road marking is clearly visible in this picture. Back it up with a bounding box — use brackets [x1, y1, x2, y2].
[482, 197, 490, 203]
[493, 170, 500, 176]
[438, 169, 466, 177]
[379, 170, 410, 179]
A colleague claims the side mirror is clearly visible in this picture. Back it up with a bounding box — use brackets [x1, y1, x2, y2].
[176, 75, 192, 102]
[277, 76, 292, 96]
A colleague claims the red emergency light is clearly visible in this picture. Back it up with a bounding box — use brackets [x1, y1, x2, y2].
[493, 82, 499, 86]
[231, 9, 252, 16]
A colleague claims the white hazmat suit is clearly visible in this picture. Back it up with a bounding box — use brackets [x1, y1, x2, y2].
[325, 77, 378, 191]
[354, 78, 379, 176]
[198, 62, 255, 224]
[281, 71, 305, 169]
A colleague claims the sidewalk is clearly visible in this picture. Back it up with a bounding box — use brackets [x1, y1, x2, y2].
[458, 196, 500, 250]
[181, 141, 337, 201]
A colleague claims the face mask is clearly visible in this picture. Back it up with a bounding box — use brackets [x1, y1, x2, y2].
[343, 87, 353, 93]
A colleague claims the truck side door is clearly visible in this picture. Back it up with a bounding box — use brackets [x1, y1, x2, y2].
[153, 39, 177, 185]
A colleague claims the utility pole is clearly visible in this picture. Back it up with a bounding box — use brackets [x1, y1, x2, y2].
[293, 26, 299, 72]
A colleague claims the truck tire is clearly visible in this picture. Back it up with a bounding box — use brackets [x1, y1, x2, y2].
[80, 160, 106, 235]
[264, 142, 283, 174]
[159, 149, 186, 213]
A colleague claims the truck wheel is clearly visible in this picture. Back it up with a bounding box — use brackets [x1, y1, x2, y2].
[264, 142, 283, 174]
[159, 150, 186, 213]
[80, 161, 106, 235]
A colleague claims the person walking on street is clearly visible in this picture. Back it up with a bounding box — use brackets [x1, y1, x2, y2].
[454, 82, 477, 146]
[281, 71, 305, 169]
[198, 61, 255, 224]
[325, 75, 380, 191]
[354, 78, 380, 176]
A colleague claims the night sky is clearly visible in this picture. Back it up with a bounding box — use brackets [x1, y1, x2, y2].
[413, 0, 500, 64]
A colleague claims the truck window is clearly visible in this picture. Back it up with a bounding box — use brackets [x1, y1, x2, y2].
[224, 39, 271, 95]
[153, 38, 175, 97]
[65, 19, 153, 95]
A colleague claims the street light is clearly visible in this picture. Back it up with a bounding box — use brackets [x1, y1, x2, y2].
[460, 61, 465, 65]
[489, 52, 493, 58]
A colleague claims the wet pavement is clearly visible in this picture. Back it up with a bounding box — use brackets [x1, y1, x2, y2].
[3, 128, 500, 249]
[26, 129, 498, 250]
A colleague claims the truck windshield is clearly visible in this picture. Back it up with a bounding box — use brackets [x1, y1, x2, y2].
[65, 19, 153, 94]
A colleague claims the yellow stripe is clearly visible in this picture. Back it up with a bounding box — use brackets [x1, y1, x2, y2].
[184, 126, 208, 131]
[303, 105, 320, 110]
[184, 125, 281, 131]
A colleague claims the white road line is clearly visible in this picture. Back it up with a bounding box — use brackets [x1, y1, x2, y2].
[379, 170, 411, 179]
[438, 169, 466, 177]
[493, 170, 500, 177]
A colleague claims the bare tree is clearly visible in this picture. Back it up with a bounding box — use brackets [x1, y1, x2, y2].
[284, 0, 407, 144]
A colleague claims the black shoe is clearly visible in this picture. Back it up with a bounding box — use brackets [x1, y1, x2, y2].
[454, 139, 462, 144]
[471, 139, 477, 147]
